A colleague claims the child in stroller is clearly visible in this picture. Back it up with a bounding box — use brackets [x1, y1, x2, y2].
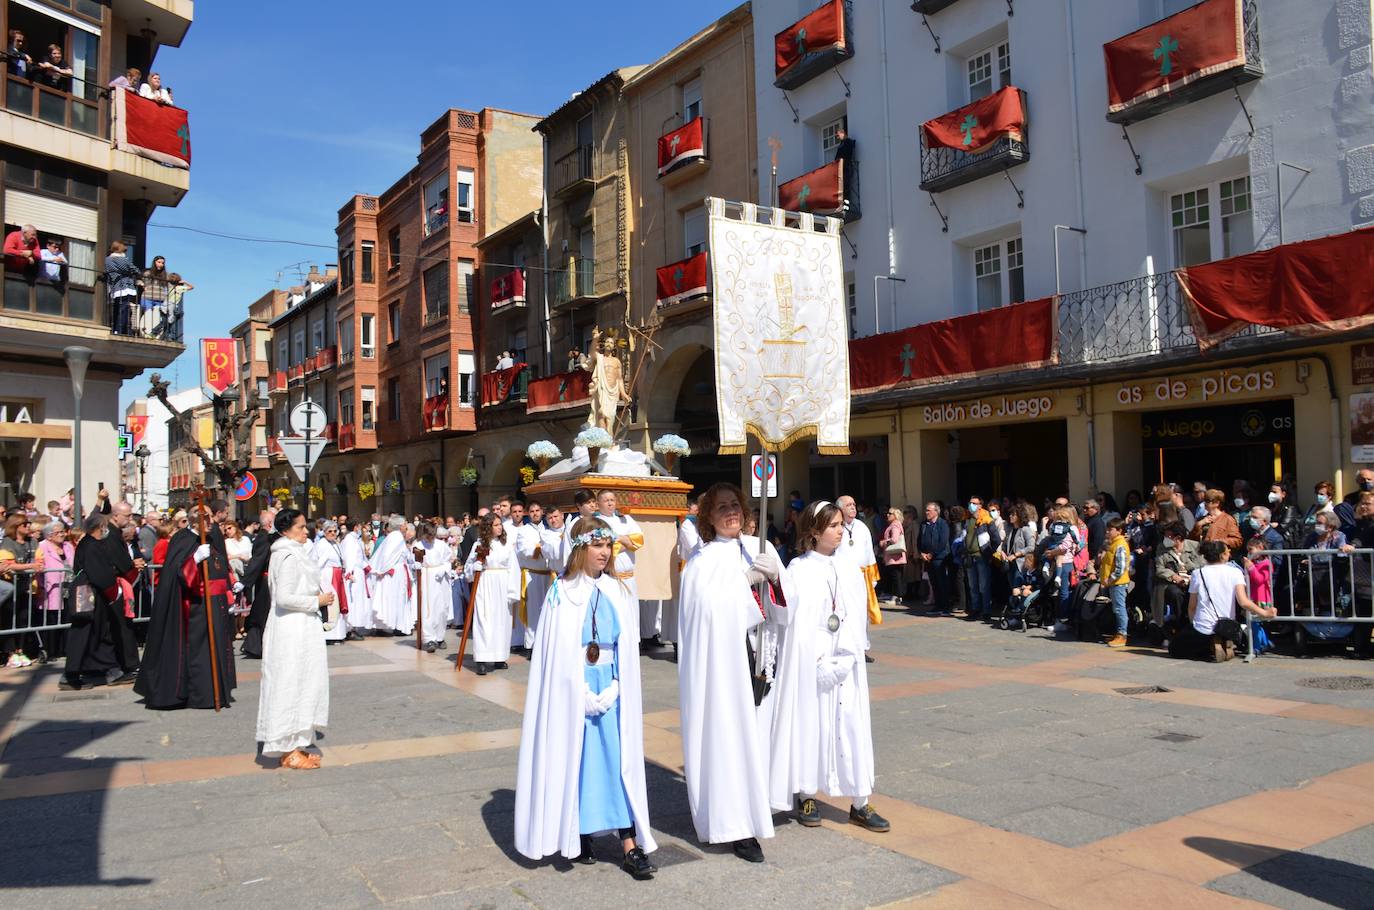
[999, 554, 1047, 631]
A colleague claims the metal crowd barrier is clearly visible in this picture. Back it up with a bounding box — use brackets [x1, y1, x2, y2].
[1, 566, 161, 659]
[1244, 548, 1374, 663]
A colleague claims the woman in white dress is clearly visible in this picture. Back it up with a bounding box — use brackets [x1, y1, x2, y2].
[313, 520, 350, 643]
[463, 513, 520, 675]
[340, 520, 372, 637]
[770, 501, 888, 832]
[256, 509, 332, 770]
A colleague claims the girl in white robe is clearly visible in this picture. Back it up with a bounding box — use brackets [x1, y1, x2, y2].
[514, 516, 657, 879]
[257, 509, 331, 770]
[770, 501, 889, 832]
[314, 521, 350, 643]
[462, 513, 520, 674]
[677, 482, 793, 864]
[418, 525, 454, 651]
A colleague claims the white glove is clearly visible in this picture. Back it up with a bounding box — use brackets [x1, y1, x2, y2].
[584, 685, 608, 717]
[750, 552, 781, 582]
[815, 656, 852, 693]
[232, 582, 244, 594]
[193, 544, 212, 564]
[595, 679, 620, 714]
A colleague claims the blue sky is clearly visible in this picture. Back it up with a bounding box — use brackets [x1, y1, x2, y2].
[124, 0, 741, 408]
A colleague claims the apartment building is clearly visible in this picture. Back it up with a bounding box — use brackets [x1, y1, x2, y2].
[226, 286, 287, 514]
[753, 0, 1374, 506]
[0, 0, 192, 508]
[165, 394, 210, 512]
[326, 108, 541, 518]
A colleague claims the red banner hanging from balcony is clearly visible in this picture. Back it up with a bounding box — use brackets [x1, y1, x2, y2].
[113, 89, 191, 169]
[481, 363, 527, 406]
[849, 297, 1057, 393]
[490, 270, 526, 311]
[656, 251, 709, 308]
[775, 0, 847, 80]
[778, 159, 845, 216]
[1180, 226, 1374, 350]
[422, 394, 449, 430]
[200, 338, 237, 398]
[527, 368, 592, 415]
[127, 415, 148, 445]
[658, 117, 707, 177]
[921, 86, 1025, 154]
[1104, 0, 1246, 115]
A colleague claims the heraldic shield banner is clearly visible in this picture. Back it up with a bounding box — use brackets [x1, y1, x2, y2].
[707, 197, 850, 455]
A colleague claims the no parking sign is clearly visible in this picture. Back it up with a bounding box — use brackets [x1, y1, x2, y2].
[750, 454, 777, 497]
[234, 471, 259, 502]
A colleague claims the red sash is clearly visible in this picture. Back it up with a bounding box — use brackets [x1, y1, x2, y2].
[330, 565, 350, 615]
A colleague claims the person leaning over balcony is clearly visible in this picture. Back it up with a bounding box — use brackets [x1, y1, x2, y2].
[103, 240, 142, 336]
[107, 66, 140, 91]
[6, 30, 31, 78]
[141, 256, 171, 336]
[4, 223, 38, 277]
[38, 237, 66, 285]
[138, 72, 173, 105]
[32, 44, 72, 91]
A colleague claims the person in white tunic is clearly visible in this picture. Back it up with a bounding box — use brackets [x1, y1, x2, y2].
[678, 482, 792, 864]
[770, 501, 890, 833]
[540, 508, 567, 585]
[369, 515, 415, 634]
[514, 516, 657, 880]
[314, 520, 350, 643]
[514, 503, 556, 649]
[462, 513, 520, 675]
[835, 495, 881, 656]
[665, 497, 701, 652]
[559, 492, 598, 573]
[340, 521, 373, 636]
[256, 509, 331, 770]
[417, 523, 454, 652]
[596, 490, 655, 643]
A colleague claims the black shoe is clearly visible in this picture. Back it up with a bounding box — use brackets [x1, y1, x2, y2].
[864, 654, 875, 664]
[347, 631, 365, 641]
[848, 803, 890, 833]
[797, 796, 821, 827]
[495, 661, 509, 670]
[424, 642, 436, 653]
[475, 662, 488, 676]
[732, 837, 764, 863]
[576, 834, 596, 865]
[109, 671, 137, 686]
[437, 640, 447, 649]
[58, 676, 83, 691]
[621, 846, 656, 879]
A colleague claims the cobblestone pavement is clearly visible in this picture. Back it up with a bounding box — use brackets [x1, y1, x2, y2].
[4, 607, 1374, 908]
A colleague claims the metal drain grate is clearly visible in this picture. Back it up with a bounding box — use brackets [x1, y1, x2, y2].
[1153, 732, 1201, 743]
[1114, 685, 1171, 695]
[650, 843, 702, 868]
[1296, 676, 1374, 691]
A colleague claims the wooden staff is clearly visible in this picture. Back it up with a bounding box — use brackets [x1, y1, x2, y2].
[193, 486, 223, 712]
[455, 545, 487, 673]
[414, 554, 425, 651]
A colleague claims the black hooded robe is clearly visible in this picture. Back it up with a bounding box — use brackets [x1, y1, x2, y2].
[65, 532, 141, 680]
[240, 530, 278, 658]
[134, 528, 237, 709]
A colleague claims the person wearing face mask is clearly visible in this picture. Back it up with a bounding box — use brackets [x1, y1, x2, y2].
[1303, 513, 1351, 617]
[1230, 480, 1253, 525]
[1242, 505, 1286, 576]
[1268, 483, 1302, 548]
[1152, 522, 1201, 638]
[1303, 481, 1337, 539]
[1336, 469, 1374, 531]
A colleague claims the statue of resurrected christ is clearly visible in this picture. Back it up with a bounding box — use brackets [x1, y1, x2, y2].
[572, 327, 631, 437]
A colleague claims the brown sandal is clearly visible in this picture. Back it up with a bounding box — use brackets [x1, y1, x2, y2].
[280, 749, 321, 770]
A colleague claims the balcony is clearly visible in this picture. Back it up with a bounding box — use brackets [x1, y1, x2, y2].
[526, 368, 592, 415]
[657, 117, 709, 184]
[910, 0, 962, 12]
[552, 145, 594, 199]
[552, 258, 597, 308]
[3, 74, 101, 137]
[773, 0, 854, 91]
[271, 370, 287, 393]
[304, 353, 318, 374]
[919, 87, 1029, 194]
[656, 250, 710, 314]
[490, 269, 526, 314]
[322, 421, 337, 441]
[339, 347, 354, 366]
[481, 364, 529, 408]
[288, 363, 305, 384]
[316, 345, 337, 370]
[338, 423, 356, 451]
[423, 393, 449, 431]
[423, 305, 448, 328]
[267, 437, 285, 461]
[1104, 0, 1262, 126]
[778, 157, 859, 223]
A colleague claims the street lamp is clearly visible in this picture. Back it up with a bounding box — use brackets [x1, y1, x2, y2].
[135, 443, 151, 513]
[63, 346, 94, 521]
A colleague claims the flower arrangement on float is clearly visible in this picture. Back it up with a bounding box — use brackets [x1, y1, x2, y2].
[526, 440, 562, 473]
[652, 433, 691, 472]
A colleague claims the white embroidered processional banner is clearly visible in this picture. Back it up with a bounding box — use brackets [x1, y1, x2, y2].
[707, 197, 851, 454]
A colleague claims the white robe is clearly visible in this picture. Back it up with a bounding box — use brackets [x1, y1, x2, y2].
[600, 511, 649, 635]
[463, 537, 520, 662]
[678, 534, 793, 844]
[770, 551, 875, 809]
[667, 517, 702, 644]
[370, 529, 415, 633]
[257, 537, 329, 756]
[837, 517, 878, 646]
[419, 539, 454, 643]
[314, 537, 349, 641]
[340, 531, 373, 631]
[515, 522, 556, 646]
[514, 574, 655, 860]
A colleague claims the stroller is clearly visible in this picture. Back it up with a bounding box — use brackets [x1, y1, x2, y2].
[1071, 579, 1117, 642]
[999, 564, 1054, 632]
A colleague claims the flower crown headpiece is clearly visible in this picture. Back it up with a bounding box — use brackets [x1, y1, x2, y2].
[570, 527, 615, 549]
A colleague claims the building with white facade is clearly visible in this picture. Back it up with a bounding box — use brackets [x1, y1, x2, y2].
[120, 387, 202, 512]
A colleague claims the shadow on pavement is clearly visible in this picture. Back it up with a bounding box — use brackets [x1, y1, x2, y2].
[1186, 836, 1374, 910]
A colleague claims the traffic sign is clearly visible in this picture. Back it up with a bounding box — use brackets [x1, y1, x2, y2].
[117, 424, 133, 461]
[290, 399, 328, 437]
[750, 454, 777, 497]
[278, 436, 329, 484]
[234, 471, 259, 502]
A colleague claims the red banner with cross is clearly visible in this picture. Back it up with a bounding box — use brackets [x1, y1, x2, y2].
[114, 88, 191, 169]
[774, 0, 847, 80]
[200, 338, 237, 397]
[921, 86, 1026, 154]
[849, 298, 1057, 393]
[491, 270, 526, 311]
[778, 159, 845, 216]
[1104, 0, 1247, 115]
[656, 251, 709, 308]
[658, 117, 707, 177]
[422, 394, 448, 430]
[481, 363, 526, 406]
[526, 369, 591, 415]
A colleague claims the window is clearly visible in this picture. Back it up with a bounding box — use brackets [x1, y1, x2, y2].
[973, 237, 1024, 311]
[388, 227, 401, 270]
[361, 386, 375, 429]
[1219, 177, 1253, 259]
[510, 329, 528, 365]
[968, 41, 1011, 100]
[1170, 177, 1253, 266]
[682, 76, 703, 122]
[360, 313, 375, 358]
[293, 330, 306, 364]
[338, 243, 354, 289]
[256, 378, 268, 400]
[387, 301, 400, 343]
[310, 320, 325, 353]
[456, 168, 475, 224]
[425, 354, 449, 398]
[458, 352, 476, 407]
[338, 317, 354, 360]
[387, 376, 401, 421]
[576, 113, 593, 149]
[423, 263, 449, 320]
[458, 259, 474, 313]
[339, 390, 354, 427]
[1171, 187, 1212, 267]
[277, 338, 289, 371]
[845, 274, 857, 339]
[360, 240, 374, 283]
[423, 173, 449, 236]
[684, 208, 707, 257]
[821, 114, 848, 158]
